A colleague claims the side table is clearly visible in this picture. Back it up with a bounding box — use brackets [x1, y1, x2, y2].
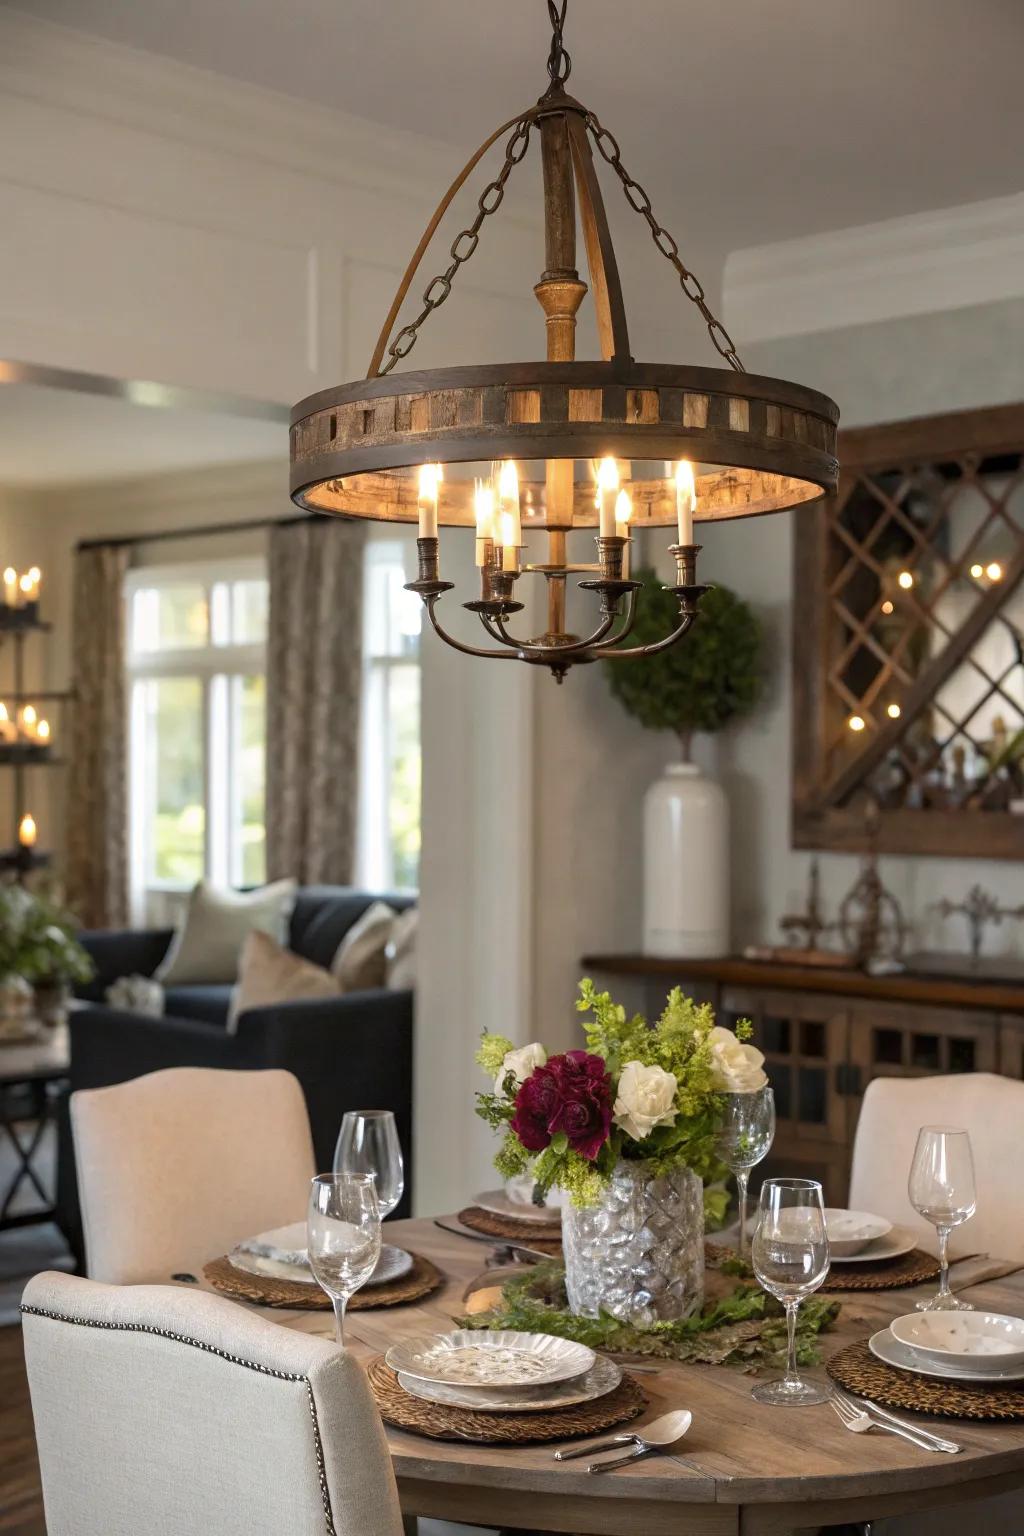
[0, 1023, 69, 1231]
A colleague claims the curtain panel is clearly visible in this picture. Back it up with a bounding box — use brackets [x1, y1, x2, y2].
[66, 544, 130, 928]
[265, 518, 365, 885]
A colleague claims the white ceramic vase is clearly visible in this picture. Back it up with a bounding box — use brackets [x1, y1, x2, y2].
[643, 761, 729, 957]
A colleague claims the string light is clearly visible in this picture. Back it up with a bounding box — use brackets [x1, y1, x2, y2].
[848, 715, 866, 732]
[887, 703, 901, 720]
[897, 570, 914, 590]
[881, 600, 894, 615]
[970, 563, 984, 579]
[986, 561, 1003, 582]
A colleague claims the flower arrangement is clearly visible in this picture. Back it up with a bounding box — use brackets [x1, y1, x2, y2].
[0, 883, 95, 989]
[476, 979, 767, 1206]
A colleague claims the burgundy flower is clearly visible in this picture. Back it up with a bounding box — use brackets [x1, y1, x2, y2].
[511, 1050, 612, 1162]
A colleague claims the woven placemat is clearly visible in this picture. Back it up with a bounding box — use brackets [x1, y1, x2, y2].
[203, 1252, 443, 1311]
[366, 1356, 645, 1443]
[822, 1249, 940, 1292]
[827, 1338, 1024, 1421]
[456, 1206, 563, 1252]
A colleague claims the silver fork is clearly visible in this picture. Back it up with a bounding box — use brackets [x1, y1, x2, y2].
[832, 1387, 960, 1454]
[829, 1392, 959, 1453]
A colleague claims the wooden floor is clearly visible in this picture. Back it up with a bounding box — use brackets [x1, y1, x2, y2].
[0, 1326, 44, 1536]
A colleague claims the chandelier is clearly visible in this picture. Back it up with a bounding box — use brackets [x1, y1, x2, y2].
[289, 1, 839, 680]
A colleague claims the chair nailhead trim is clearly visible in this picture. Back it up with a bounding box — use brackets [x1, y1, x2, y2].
[21, 1303, 337, 1536]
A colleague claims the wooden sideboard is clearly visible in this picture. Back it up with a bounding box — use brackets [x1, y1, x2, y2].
[582, 953, 1024, 1204]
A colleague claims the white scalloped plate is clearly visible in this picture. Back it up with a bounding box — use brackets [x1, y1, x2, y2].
[228, 1243, 413, 1288]
[386, 1330, 595, 1388]
[397, 1355, 622, 1411]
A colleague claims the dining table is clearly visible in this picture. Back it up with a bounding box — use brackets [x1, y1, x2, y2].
[202, 1216, 1024, 1536]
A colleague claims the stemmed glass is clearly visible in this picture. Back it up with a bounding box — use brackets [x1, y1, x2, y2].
[334, 1109, 405, 1220]
[750, 1177, 831, 1406]
[908, 1126, 977, 1312]
[715, 1086, 776, 1258]
[307, 1173, 382, 1348]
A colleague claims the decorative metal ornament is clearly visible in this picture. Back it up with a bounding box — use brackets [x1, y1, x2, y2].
[289, 0, 839, 678]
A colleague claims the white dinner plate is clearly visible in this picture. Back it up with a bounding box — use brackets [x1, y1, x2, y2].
[868, 1327, 1024, 1383]
[829, 1225, 919, 1265]
[227, 1243, 413, 1288]
[386, 1330, 594, 1389]
[472, 1189, 563, 1224]
[397, 1355, 622, 1412]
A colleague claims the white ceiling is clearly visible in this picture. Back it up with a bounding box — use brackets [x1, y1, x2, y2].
[8, 0, 1024, 251]
[0, 383, 286, 488]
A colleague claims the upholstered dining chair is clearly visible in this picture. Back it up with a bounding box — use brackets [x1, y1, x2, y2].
[848, 1071, 1024, 1263]
[21, 1268, 403, 1536]
[71, 1066, 315, 1283]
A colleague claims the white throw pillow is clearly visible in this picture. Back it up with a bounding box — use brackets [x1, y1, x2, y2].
[155, 879, 297, 987]
[228, 930, 340, 1032]
[330, 900, 397, 992]
[385, 907, 418, 990]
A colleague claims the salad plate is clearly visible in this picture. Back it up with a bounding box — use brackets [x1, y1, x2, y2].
[386, 1330, 594, 1388]
[397, 1355, 622, 1411]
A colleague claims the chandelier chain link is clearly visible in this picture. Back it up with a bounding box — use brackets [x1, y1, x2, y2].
[380, 115, 534, 375]
[585, 110, 745, 372]
[545, 0, 572, 87]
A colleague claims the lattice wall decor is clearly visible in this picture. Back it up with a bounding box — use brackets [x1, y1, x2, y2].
[793, 402, 1024, 859]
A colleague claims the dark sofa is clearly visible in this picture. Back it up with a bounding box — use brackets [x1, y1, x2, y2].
[58, 887, 415, 1263]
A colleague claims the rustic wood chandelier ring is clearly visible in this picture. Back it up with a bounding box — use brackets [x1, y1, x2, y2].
[290, 1, 840, 679]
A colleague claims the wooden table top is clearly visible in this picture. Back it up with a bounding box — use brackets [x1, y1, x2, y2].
[0, 1024, 68, 1085]
[250, 1217, 1024, 1535]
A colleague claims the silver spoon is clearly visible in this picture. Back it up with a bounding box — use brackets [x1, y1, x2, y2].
[553, 1409, 693, 1473]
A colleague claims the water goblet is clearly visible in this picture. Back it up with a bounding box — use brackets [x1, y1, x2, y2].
[750, 1177, 831, 1406]
[334, 1109, 405, 1219]
[908, 1126, 977, 1312]
[307, 1172, 382, 1348]
[715, 1085, 776, 1258]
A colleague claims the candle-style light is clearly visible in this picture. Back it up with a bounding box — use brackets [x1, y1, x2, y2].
[19, 704, 37, 741]
[498, 460, 521, 573]
[3, 568, 17, 608]
[474, 480, 496, 568]
[25, 566, 41, 601]
[615, 488, 633, 579]
[18, 812, 36, 848]
[596, 456, 619, 539]
[0, 703, 13, 744]
[417, 463, 442, 540]
[675, 460, 696, 545]
[36, 718, 51, 746]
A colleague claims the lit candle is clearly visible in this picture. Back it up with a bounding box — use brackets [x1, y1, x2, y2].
[36, 718, 50, 746]
[0, 703, 12, 743]
[473, 480, 496, 568]
[18, 812, 36, 848]
[417, 463, 442, 540]
[19, 704, 37, 741]
[2, 568, 16, 607]
[26, 567, 41, 601]
[675, 460, 696, 545]
[498, 460, 521, 573]
[596, 457, 619, 539]
[18, 573, 33, 603]
[615, 488, 633, 579]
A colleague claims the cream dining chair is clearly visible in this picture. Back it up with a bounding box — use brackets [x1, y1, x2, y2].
[848, 1071, 1024, 1263]
[71, 1066, 315, 1283]
[22, 1268, 403, 1536]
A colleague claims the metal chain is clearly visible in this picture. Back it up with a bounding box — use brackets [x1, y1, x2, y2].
[381, 115, 534, 375]
[546, 0, 571, 87]
[585, 109, 745, 371]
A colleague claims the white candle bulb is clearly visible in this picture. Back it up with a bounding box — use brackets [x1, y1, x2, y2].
[3, 568, 16, 607]
[597, 456, 620, 538]
[498, 459, 521, 542]
[37, 718, 50, 744]
[615, 488, 633, 578]
[18, 812, 36, 848]
[21, 704, 37, 735]
[417, 463, 442, 540]
[499, 508, 519, 573]
[675, 460, 696, 545]
[474, 480, 496, 567]
[18, 573, 32, 599]
[26, 566, 41, 601]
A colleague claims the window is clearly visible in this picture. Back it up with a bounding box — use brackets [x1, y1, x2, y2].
[127, 562, 268, 912]
[358, 540, 422, 890]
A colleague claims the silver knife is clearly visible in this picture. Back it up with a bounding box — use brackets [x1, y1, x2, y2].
[834, 1388, 960, 1453]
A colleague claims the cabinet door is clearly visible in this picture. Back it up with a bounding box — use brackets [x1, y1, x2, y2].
[720, 987, 851, 1204]
[848, 1002, 999, 1095]
[998, 1015, 1024, 1079]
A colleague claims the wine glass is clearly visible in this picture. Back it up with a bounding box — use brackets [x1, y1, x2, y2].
[307, 1173, 382, 1348]
[750, 1177, 831, 1406]
[334, 1109, 405, 1219]
[908, 1126, 977, 1312]
[715, 1086, 775, 1258]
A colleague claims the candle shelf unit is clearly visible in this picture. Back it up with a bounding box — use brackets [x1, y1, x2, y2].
[0, 607, 71, 879]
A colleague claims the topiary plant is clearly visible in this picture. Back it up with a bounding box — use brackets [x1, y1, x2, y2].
[604, 569, 761, 757]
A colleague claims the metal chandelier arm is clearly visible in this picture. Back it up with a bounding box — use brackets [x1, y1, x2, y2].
[596, 606, 700, 661]
[491, 605, 618, 654]
[424, 598, 519, 660]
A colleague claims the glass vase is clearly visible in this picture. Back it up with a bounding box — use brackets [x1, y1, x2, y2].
[563, 1160, 705, 1328]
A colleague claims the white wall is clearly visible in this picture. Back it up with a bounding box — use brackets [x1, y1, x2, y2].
[699, 291, 1024, 958]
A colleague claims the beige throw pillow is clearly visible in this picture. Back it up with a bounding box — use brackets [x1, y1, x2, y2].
[229, 930, 340, 1030]
[330, 901, 397, 992]
[155, 878, 297, 987]
[385, 907, 418, 991]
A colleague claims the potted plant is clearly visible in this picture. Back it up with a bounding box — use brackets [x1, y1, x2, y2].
[605, 572, 760, 957]
[0, 883, 95, 1028]
[476, 980, 766, 1326]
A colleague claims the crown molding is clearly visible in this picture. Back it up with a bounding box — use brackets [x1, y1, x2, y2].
[0, 8, 540, 225]
[724, 192, 1024, 344]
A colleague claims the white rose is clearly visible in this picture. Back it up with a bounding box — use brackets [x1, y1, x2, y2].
[613, 1060, 678, 1143]
[495, 1041, 547, 1095]
[707, 1026, 768, 1092]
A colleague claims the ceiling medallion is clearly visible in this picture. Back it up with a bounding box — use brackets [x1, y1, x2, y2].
[289, 0, 839, 680]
